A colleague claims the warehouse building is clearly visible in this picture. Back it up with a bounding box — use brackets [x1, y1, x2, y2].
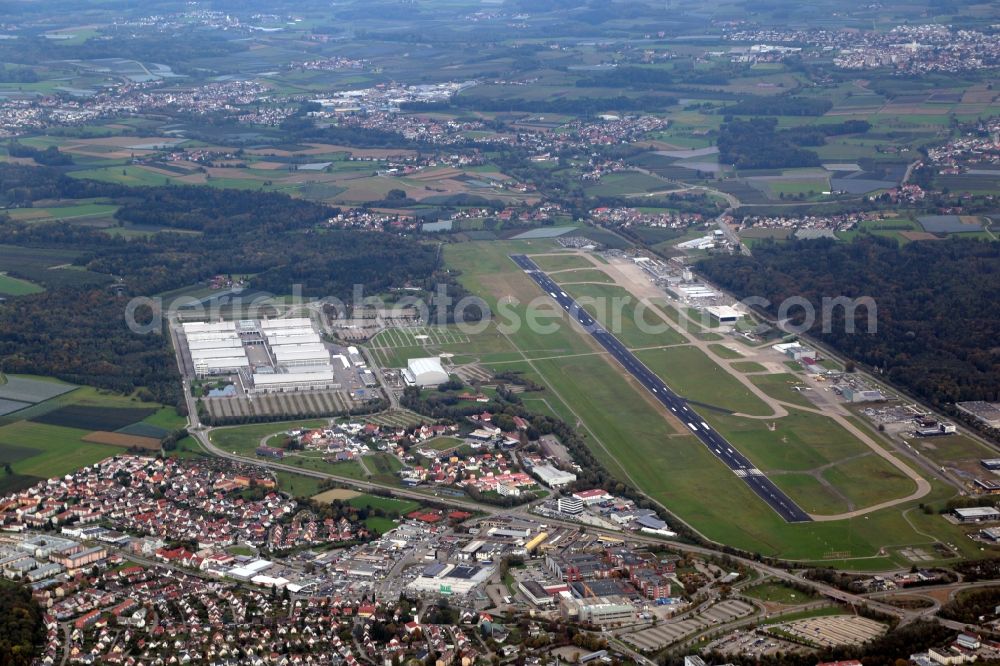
[403, 357, 449, 387]
[272, 344, 331, 367]
[532, 464, 578, 489]
[250, 369, 338, 393]
[187, 337, 244, 351]
[194, 356, 250, 378]
[705, 305, 742, 324]
[259, 318, 313, 330]
[182, 321, 237, 334]
[953, 507, 1000, 523]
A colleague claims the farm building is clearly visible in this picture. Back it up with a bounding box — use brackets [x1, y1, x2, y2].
[403, 357, 449, 387]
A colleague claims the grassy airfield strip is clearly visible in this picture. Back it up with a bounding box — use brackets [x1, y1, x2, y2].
[434, 240, 975, 568]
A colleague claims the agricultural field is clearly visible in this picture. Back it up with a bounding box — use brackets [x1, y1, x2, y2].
[0, 245, 111, 288]
[347, 493, 419, 515]
[583, 171, 675, 197]
[0, 273, 44, 296]
[0, 374, 185, 492]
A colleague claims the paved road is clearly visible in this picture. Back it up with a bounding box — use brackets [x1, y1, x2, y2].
[509, 254, 811, 524]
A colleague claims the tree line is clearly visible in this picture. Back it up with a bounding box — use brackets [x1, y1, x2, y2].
[696, 236, 1000, 413]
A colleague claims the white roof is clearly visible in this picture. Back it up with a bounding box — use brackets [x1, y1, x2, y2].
[407, 357, 446, 376]
[533, 464, 576, 485]
[956, 506, 1000, 517]
[194, 356, 249, 369]
[182, 321, 235, 333]
[274, 350, 330, 362]
[259, 318, 312, 329]
[185, 331, 241, 343]
[252, 369, 335, 386]
[706, 305, 742, 319]
[190, 347, 249, 361]
[266, 333, 321, 345]
[187, 337, 244, 351]
[273, 344, 328, 358]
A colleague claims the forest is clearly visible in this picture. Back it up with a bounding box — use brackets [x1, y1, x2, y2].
[723, 96, 833, 117]
[697, 236, 1000, 409]
[0, 168, 446, 408]
[717, 118, 822, 169]
[0, 582, 42, 666]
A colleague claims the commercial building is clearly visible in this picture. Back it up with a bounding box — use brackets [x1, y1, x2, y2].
[403, 357, 449, 387]
[557, 497, 584, 515]
[405, 562, 495, 596]
[953, 506, 1000, 523]
[531, 464, 577, 489]
[573, 489, 612, 505]
[560, 596, 635, 626]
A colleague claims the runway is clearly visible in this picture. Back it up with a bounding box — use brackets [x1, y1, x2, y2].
[510, 254, 811, 523]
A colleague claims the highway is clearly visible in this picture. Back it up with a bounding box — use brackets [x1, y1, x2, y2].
[509, 254, 811, 524]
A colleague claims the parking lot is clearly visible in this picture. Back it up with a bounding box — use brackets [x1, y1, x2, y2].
[624, 599, 755, 651]
[777, 615, 886, 647]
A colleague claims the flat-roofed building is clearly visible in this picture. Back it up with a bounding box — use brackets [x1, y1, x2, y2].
[532, 464, 577, 489]
[953, 506, 1000, 523]
[182, 321, 236, 334]
[187, 337, 244, 351]
[194, 356, 250, 377]
[560, 596, 634, 626]
[251, 369, 337, 393]
[259, 318, 312, 329]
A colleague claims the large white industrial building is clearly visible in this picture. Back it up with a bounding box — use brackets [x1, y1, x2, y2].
[182, 322, 250, 378]
[181, 318, 339, 389]
[250, 369, 338, 393]
[403, 357, 449, 387]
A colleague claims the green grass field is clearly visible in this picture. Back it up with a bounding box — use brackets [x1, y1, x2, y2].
[552, 268, 616, 284]
[365, 516, 399, 534]
[910, 433, 995, 466]
[583, 171, 674, 196]
[529, 254, 594, 272]
[732, 361, 767, 373]
[743, 582, 819, 605]
[68, 165, 174, 187]
[0, 273, 44, 296]
[635, 346, 772, 415]
[750, 374, 815, 408]
[348, 493, 419, 515]
[708, 344, 744, 360]
[423, 436, 463, 451]
[209, 420, 328, 455]
[0, 421, 117, 478]
[563, 283, 687, 349]
[439, 240, 964, 566]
